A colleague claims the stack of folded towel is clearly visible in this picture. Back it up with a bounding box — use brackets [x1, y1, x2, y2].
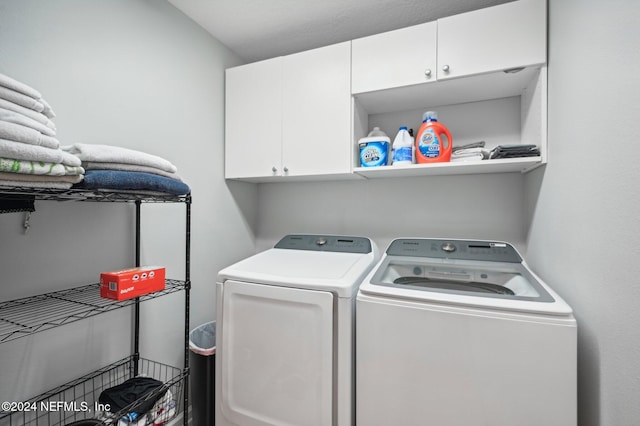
[489, 144, 541, 159]
[451, 141, 489, 162]
[0, 73, 84, 189]
[63, 143, 190, 195]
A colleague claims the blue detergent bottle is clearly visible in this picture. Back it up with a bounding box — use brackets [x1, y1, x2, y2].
[358, 127, 390, 167]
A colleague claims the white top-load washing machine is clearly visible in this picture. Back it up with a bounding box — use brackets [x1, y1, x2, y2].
[216, 234, 379, 426]
[356, 238, 577, 426]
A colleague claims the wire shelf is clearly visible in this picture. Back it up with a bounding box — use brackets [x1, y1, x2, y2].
[0, 356, 186, 426]
[0, 187, 192, 425]
[0, 280, 187, 344]
[0, 187, 191, 204]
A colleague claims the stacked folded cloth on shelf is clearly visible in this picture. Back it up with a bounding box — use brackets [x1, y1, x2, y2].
[63, 143, 190, 195]
[451, 141, 489, 162]
[0, 73, 85, 191]
[489, 144, 540, 159]
[451, 142, 541, 161]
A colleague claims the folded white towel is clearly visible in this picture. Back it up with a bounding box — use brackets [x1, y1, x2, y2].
[0, 157, 84, 176]
[0, 171, 82, 184]
[0, 73, 55, 118]
[0, 107, 56, 136]
[40, 97, 56, 119]
[451, 147, 489, 162]
[0, 121, 59, 149]
[451, 153, 486, 162]
[0, 73, 42, 99]
[83, 161, 182, 181]
[0, 85, 44, 113]
[63, 143, 177, 173]
[60, 150, 82, 167]
[0, 138, 63, 163]
[0, 98, 55, 130]
[0, 179, 72, 189]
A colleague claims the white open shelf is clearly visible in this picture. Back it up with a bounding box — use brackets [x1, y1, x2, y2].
[352, 66, 547, 178]
[354, 156, 542, 178]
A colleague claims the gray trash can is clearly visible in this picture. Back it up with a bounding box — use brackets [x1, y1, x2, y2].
[189, 321, 216, 426]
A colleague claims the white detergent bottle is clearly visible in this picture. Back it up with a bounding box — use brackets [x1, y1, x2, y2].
[391, 126, 413, 165]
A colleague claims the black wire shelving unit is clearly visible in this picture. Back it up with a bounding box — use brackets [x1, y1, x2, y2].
[0, 187, 192, 426]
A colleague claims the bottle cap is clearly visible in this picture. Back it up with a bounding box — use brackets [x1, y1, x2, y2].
[399, 126, 407, 130]
[422, 111, 438, 121]
[368, 127, 387, 137]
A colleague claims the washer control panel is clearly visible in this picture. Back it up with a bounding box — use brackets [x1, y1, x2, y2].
[386, 239, 522, 263]
[275, 234, 372, 254]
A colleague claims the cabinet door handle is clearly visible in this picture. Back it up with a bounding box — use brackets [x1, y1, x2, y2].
[283, 166, 289, 173]
[272, 166, 278, 173]
[442, 64, 450, 73]
[424, 69, 432, 78]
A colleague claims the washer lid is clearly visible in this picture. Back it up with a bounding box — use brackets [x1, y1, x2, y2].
[360, 239, 573, 316]
[218, 235, 379, 297]
[371, 256, 550, 298]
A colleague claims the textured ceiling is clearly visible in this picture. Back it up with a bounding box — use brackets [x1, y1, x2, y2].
[168, 0, 513, 63]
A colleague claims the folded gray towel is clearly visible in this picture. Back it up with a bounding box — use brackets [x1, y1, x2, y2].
[0, 121, 59, 149]
[0, 171, 82, 184]
[0, 107, 56, 136]
[489, 144, 540, 159]
[453, 141, 486, 151]
[0, 73, 42, 99]
[63, 143, 177, 173]
[0, 138, 63, 163]
[0, 179, 72, 189]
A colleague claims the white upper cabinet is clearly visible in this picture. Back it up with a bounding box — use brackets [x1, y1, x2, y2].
[226, 0, 548, 181]
[352, 0, 546, 91]
[437, 0, 547, 80]
[282, 41, 352, 178]
[352, 22, 437, 94]
[225, 42, 352, 181]
[225, 57, 282, 179]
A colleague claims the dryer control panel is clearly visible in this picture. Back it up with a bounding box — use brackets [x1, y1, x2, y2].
[275, 234, 373, 254]
[386, 239, 522, 263]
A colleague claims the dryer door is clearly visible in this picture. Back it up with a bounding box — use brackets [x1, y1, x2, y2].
[220, 280, 334, 426]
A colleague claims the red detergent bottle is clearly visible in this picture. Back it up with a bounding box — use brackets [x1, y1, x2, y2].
[415, 111, 452, 163]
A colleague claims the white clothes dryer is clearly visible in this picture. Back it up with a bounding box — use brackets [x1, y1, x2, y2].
[356, 238, 577, 426]
[216, 234, 379, 426]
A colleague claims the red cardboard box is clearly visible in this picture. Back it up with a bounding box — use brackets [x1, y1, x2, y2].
[100, 266, 165, 301]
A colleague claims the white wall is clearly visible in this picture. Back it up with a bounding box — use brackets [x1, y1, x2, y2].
[0, 0, 257, 404]
[255, 172, 527, 254]
[525, 1, 640, 425]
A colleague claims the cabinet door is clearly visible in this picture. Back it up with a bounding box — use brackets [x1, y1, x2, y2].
[282, 42, 352, 177]
[437, 0, 546, 80]
[352, 22, 437, 94]
[225, 57, 282, 179]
